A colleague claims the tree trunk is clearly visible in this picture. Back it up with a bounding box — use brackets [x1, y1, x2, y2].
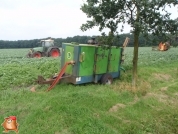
[132, 33, 139, 87]
[132, 5, 140, 88]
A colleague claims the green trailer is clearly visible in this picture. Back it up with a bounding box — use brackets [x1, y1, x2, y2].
[37, 40, 128, 91]
[61, 43, 122, 83]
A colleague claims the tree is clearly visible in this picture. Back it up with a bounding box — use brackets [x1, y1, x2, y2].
[80, 0, 178, 87]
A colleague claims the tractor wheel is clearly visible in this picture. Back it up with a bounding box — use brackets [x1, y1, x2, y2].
[32, 52, 41, 58]
[101, 73, 113, 85]
[49, 48, 60, 57]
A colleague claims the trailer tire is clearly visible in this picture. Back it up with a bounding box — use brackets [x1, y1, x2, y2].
[49, 48, 60, 57]
[32, 52, 41, 58]
[101, 73, 113, 85]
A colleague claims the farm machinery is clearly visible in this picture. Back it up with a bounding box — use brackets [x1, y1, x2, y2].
[152, 42, 170, 51]
[27, 38, 60, 58]
[36, 37, 130, 91]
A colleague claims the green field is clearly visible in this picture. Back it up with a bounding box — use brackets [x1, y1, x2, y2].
[0, 47, 178, 134]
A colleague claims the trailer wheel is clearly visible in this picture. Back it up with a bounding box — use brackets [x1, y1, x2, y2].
[33, 52, 41, 58]
[49, 48, 60, 57]
[101, 73, 113, 85]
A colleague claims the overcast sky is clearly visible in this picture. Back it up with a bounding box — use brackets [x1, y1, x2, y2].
[0, 0, 177, 41]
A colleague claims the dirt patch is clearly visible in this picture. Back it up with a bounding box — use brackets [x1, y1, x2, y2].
[153, 73, 171, 81]
[144, 93, 169, 103]
[55, 129, 71, 134]
[110, 82, 133, 91]
[174, 92, 178, 96]
[160, 87, 168, 91]
[30, 86, 36, 92]
[109, 103, 126, 112]
[122, 119, 131, 124]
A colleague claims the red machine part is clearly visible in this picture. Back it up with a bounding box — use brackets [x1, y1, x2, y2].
[49, 48, 60, 57]
[158, 42, 169, 51]
[33, 52, 41, 58]
[47, 61, 75, 91]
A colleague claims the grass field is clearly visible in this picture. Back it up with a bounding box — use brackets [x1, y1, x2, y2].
[0, 47, 178, 134]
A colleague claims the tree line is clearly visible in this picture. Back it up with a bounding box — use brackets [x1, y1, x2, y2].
[0, 33, 177, 49]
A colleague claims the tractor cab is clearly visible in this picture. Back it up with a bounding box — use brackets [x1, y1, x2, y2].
[41, 39, 54, 47]
[41, 39, 55, 52]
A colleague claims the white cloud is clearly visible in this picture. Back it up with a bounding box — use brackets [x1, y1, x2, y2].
[0, 0, 177, 40]
[0, 0, 98, 40]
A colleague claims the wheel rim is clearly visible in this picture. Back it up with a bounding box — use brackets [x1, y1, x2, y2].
[106, 79, 112, 85]
[51, 50, 59, 57]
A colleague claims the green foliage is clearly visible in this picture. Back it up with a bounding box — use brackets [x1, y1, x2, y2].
[0, 36, 92, 49]
[0, 49, 60, 90]
[0, 48, 178, 133]
[123, 47, 178, 67]
[0, 34, 177, 48]
[81, 0, 178, 37]
[80, 0, 178, 52]
[0, 47, 178, 90]
[80, 0, 178, 86]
